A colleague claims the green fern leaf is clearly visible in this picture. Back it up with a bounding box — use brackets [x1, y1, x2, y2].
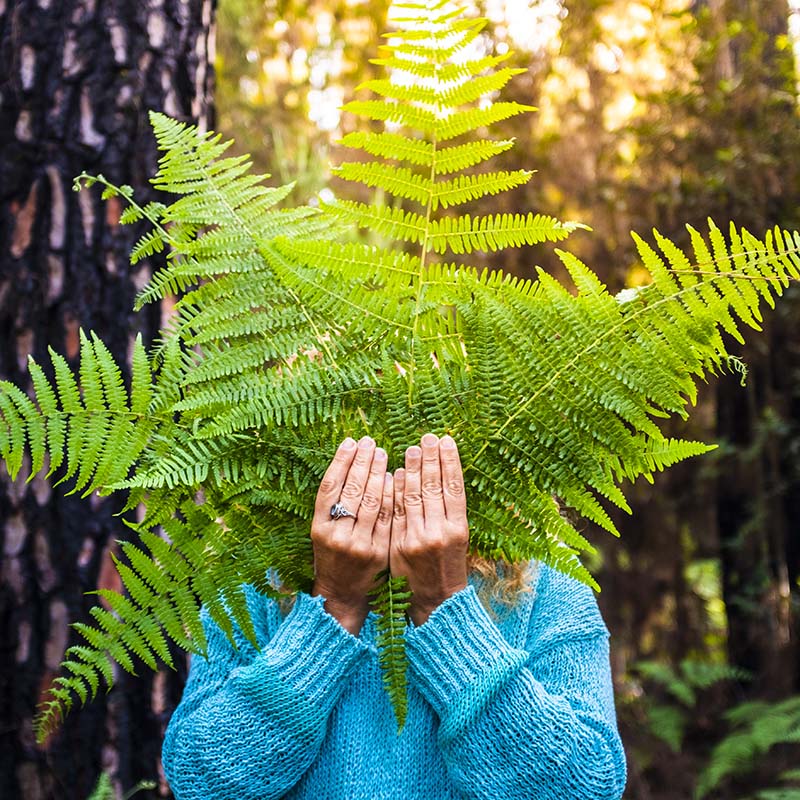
[370, 575, 412, 730]
[428, 213, 583, 254]
[333, 162, 432, 206]
[428, 170, 533, 210]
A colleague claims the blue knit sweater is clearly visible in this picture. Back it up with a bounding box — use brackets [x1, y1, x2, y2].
[162, 563, 627, 799]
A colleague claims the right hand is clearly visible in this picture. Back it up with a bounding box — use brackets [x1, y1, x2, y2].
[311, 436, 394, 634]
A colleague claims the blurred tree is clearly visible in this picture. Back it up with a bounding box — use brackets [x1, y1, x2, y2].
[626, 0, 800, 697]
[216, 0, 391, 201]
[704, 0, 800, 699]
[0, 1, 215, 798]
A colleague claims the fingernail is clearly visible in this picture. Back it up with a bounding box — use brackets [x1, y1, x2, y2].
[358, 435, 374, 448]
[407, 445, 421, 458]
[374, 447, 387, 461]
[440, 435, 456, 449]
[384, 473, 393, 486]
[422, 433, 438, 446]
[341, 437, 356, 449]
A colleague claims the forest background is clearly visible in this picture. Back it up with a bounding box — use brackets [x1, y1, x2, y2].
[1, 0, 799, 798]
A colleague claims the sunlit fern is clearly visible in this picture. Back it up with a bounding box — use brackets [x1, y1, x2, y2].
[0, 0, 798, 739]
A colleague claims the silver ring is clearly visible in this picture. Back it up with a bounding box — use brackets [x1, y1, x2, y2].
[330, 502, 357, 520]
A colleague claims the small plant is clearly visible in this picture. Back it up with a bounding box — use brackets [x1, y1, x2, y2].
[697, 695, 800, 799]
[633, 658, 748, 753]
[0, 0, 798, 737]
[86, 773, 156, 800]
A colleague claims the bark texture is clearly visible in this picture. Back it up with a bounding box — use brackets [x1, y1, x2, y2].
[0, 1, 215, 797]
[710, 0, 800, 697]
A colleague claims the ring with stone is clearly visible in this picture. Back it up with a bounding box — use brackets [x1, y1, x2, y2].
[330, 502, 357, 521]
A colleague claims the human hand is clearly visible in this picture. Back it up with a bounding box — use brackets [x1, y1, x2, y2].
[311, 436, 394, 634]
[390, 433, 469, 626]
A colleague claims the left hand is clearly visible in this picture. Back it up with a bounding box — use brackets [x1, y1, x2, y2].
[390, 433, 469, 626]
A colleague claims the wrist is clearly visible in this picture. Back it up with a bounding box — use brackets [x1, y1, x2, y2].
[410, 582, 468, 626]
[312, 584, 369, 635]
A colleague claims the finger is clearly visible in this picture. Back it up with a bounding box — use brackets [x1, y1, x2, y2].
[439, 435, 467, 526]
[403, 445, 424, 535]
[373, 472, 393, 551]
[420, 433, 445, 528]
[337, 437, 376, 526]
[392, 468, 407, 547]
[314, 437, 357, 516]
[352, 447, 388, 538]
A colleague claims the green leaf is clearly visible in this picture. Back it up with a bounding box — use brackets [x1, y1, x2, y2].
[369, 575, 412, 730]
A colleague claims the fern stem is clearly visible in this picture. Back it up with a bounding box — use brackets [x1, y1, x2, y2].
[75, 172, 175, 248]
[408, 23, 443, 407]
[667, 266, 800, 281]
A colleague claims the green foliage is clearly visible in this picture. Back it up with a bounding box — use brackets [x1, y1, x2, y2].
[697, 696, 800, 799]
[0, 332, 156, 495]
[631, 659, 800, 798]
[1, 0, 798, 739]
[633, 658, 748, 752]
[85, 773, 156, 800]
[369, 573, 412, 729]
[86, 774, 115, 800]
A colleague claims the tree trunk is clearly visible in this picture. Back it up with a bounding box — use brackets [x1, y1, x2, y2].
[710, 0, 800, 696]
[0, 2, 215, 798]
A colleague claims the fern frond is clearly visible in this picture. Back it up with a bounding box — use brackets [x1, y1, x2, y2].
[368, 51, 512, 82]
[339, 131, 433, 167]
[342, 100, 535, 142]
[370, 575, 412, 730]
[382, 18, 485, 62]
[428, 213, 583, 254]
[189, 355, 382, 435]
[357, 67, 525, 108]
[334, 161, 435, 207]
[339, 132, 515, 174]
[0, 331, 159, 496]
[697, 696, 800, 799]
[431, 170, 533, 210]
[22, 0, 800, 741]
[321, 199, 427, 244]
[273, 238, 419, 301]
[130, 228, 167, 264]
[433, 139, 517, 175]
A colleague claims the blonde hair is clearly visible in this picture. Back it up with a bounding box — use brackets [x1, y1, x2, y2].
[467, 554, 534, 609]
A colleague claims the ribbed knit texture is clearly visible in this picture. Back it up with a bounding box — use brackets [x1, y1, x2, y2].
[163, 564, 627, 800]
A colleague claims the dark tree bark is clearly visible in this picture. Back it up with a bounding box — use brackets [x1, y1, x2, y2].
[716, 285, 800, 696]
[707, 0, 800, 696]
[0, 1, 215, 798]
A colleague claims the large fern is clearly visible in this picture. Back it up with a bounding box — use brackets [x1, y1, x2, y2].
[1, 0, 798, 739]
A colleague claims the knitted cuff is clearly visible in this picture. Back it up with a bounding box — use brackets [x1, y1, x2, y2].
[406, 585, 528, 742]
[234, 593, 369, 740]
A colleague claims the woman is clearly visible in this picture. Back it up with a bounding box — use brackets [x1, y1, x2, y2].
[162, 434, 627, 799]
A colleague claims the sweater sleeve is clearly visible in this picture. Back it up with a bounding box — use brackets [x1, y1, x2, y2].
[162, 591, 370, 800]
[404, 570, 627, 800]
